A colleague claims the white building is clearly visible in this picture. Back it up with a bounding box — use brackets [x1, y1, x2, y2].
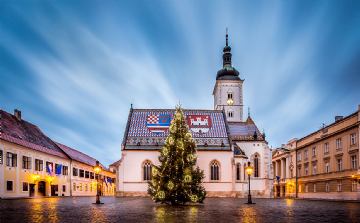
[114, 33, 273, 197]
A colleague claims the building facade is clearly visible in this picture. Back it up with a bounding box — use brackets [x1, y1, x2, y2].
[113, 33, 273, 197]
[272, 106, 360, 200]
[296, 106, 360, 200]
[0, 109, 115, 198]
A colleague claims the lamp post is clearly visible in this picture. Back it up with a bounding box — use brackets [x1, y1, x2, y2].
[245, 161, 255, 204]
[93, 160, 103, 204]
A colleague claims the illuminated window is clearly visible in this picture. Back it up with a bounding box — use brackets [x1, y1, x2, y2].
[210, 160, 220, 181]
[143, 161, 152, 181]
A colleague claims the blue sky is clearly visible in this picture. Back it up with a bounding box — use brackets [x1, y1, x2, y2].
[1, 1, 359, 166]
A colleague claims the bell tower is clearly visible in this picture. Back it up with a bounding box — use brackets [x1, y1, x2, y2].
[213, 30, 244, 122]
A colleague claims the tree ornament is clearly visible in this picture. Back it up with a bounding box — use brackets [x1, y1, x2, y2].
[152, 168, 158, 176]
[157, 191, 165, 200]
[185, 132, 192, 140]
[177, 140, 184, 150]
[167, 181, 174, 190]
[168, 137, 174, 146]
[190, 195, 198, 203]
[184, 174, 192, 183]
[175, 112, 182, 120]
[187, 154, 195, 162]
[170, 124, 177, 133]
[162, 147, 169, 156]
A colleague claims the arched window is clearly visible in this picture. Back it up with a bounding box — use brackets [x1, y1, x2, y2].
[254, 154, 259, 177]
[228, 111, 233, 118]
[236, 163, 241, 181]
[210, 160, 220, 181]
[143, 160, 152, 181]
[227, 92, 233, 99]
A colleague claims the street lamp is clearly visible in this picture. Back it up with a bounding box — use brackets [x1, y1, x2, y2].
[93, 160, 103, 204]
[245, 161, 255, 204]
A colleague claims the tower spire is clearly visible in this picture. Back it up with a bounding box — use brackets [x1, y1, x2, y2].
[223, 29, 232, 67]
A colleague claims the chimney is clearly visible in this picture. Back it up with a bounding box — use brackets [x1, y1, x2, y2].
[14, 109, 21, 121]
[335, 116, 343, 122]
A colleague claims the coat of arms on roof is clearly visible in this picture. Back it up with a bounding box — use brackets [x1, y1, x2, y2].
[187, 115, 212, 133]
[146, 114, 171, 134]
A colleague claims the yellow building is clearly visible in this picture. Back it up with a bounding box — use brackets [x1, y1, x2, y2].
[0, 109, 115, 198]
[295, 106, 359, 200]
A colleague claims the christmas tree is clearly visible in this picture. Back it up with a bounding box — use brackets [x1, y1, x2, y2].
[148, 106, 206, 205]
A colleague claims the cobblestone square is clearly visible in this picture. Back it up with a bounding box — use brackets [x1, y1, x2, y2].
[0, 197, 359, 223]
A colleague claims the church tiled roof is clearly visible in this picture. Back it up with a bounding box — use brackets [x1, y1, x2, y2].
[228, 117, 265, 141]
[123, 109, 231, 150]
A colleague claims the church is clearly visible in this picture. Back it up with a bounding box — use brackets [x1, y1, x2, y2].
[112, 33, 273, 197]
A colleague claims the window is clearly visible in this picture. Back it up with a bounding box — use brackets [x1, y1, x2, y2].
[79, 169, 85, 178]
[243, 165, 246, 180]
[299, 185, 302, 193]
[254, 155, 259, 177]
[304, 165, 309, 176]
[0, 150, 3, 164]
[23, 182, 29, 191]
[63, 185, 66, 192]
[336, 138, 342, 149]
[351, 155, 357, 169]
[305, 184, 308, 193]
[325, 162, 330, 173]
[304, 149, 308, 160]
[350, 133, 357, 145]
[143, 161, 152, 181]
[35, 159, 43, 171]
[324, 142, 329, 154]
[85, 171, 90, 178]
[73, 168, 78, 176]
[325, 182, 330, 192]
[90, 172, 94, 179]
[46, 162, 53, 174]
[298, 166, 301, 177]
[312, 147, 316, 157]
[352, 181, 358, 192]
[337, 180, 342, 192]
[227, 93, 233, 99]
[6, 152, 17, 167]
[22, 156, 31, 169]
[7, 181, 13, 191]
[337, 159, 342, 171]
[312, 164, 317, 175]
[55, 164, 62, 175]
[228, 111, 233, 118]
[297, 153, 302, 161]
[73, 183, 76, 191]
[313, 183, 316, 192]
[210, 160, 220, 181]
[62, 166, 68, 175]
[236, 163, 241, 181]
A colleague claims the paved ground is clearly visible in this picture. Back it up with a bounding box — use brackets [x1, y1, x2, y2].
[0, 197, 359, 223]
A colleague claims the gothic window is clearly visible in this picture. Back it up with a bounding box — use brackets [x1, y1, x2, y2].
[236, 163, 241, 181]
[254, 154, 259, 177]
[228, 111, 233, 118]
[210, 160, 220, 181]
[143, 160, 152, 181]
[227, 92, 233, 99]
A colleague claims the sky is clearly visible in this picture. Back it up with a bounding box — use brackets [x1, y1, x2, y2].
[1, 0, 359, 166]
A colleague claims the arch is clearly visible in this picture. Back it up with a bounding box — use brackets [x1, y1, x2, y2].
[236, 163, 241, 181]
[142, 160, 152, 181]
[253, 153, 260, 177]
[210, 160, 220, 181]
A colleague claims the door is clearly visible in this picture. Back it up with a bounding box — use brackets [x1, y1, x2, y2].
[51, 185, 58, 196]
[38, 181, 46, 196]
[29, 184, 35, 197]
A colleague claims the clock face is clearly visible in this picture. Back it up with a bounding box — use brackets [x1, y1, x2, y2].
[227, 98, 234, 105]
